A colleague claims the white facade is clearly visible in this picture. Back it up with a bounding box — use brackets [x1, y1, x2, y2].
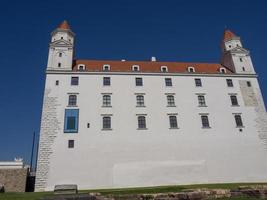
[35, 23, 267, 191]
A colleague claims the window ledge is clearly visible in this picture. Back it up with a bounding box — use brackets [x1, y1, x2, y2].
[198, 105, 207, 107]
[64, 131, 78, 134]
[137, 128, 148, 130]
[236, 126, 245, 128]
[202, 127, 211, 129]
[167, 105, 176, 107]
[231, 105, 240, 107]
[103, 85, 111, 86]
[67, 105, 78, 107]
[169, 127, 179, 129]
[102, 128, 113, 131]
[102, 106, 112, 108]
[136, 105, 146, 107]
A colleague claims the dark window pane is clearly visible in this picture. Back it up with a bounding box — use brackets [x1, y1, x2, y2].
[138, 116, 146, 129]
[201, 115, 210, 128]
[103, 117, 111, 129]
[167, 95, 175, 106]
[71, 77, 79, 85]
[235, 115, 243, 127]
[198, 95, 206, 106]
[103, 95, 111, 106]
[226, 79, 233, 87]
[103, 77, 110, 86]
[195, 78, 202, 87]
[136, 78, 143, 86]
[68, 95, 77, 106]
[165, 78, 172, 86]
[67, 117, 76, 130]
[247, 81, 251, 87]
[136, 95, 144, 106]
[68, 140, 74, 148]
[230, 95, 238, 106]
[169, 116, 178, 128]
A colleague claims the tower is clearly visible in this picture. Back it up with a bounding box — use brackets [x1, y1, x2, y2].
[221, 29, 255, 74]
[47, 20, 75, 71]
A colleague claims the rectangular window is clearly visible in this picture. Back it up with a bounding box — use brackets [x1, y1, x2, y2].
[230, 95, 239, 106]
[195, 78, 202, 87]
[165, 78, 172, 86]
[68, 140, 74, 148]
[169, 116, 178, 128]
[103, 116, 111, 129]
[135, 78, 143, 86]
[198, 95, 206, 106]
[201, 115, 210, 128]
[247, 81, 251, 87]
[68, 95, 77, 106]
[234, 114, 243, 127]
[138, 116, 146, 129]
[64, 109, 79, 133]
[103, 95, 111, 107]
[226, 79, 233, 87]
[71, 77, 79, 85]
[55, 80, 59, 86]
[103, 77, 110, 86]
[136, 95, 145, 107]
[167, 95, 175, 107]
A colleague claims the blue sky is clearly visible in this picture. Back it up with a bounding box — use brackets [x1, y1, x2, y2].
[0, 0, 266, 166]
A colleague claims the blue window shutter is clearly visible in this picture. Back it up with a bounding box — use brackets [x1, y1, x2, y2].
[64, 109, 79, 133]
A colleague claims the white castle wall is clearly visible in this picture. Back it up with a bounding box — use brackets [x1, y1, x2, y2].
[35, 72, 267, 191]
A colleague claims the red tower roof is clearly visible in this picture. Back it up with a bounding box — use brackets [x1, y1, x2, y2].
[223, 29, 238, 42]
[58, 20, 70, 30]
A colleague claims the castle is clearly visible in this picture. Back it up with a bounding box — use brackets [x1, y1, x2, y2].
[35, 21, 267, 191]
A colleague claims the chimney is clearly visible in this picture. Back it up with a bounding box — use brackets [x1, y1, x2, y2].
[151, 56, 156, 62]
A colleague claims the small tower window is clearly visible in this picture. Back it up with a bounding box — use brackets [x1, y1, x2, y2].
[242, 67, 246, 71]
[188, 67, 195, 73]
[132, 65, 140, 72]
[229, 45, 232, 48]
[161, 66, 168, 72]
[103, 65, 110, 71]
[58, 63, 61, 67]
[220, 67, 226, 73]
[59, 53, 62, 57]
[61, 37, 63, 39]
[247, 81, 251, 87]
[239, 57, 243, 62]
[55, 80, 59, 86]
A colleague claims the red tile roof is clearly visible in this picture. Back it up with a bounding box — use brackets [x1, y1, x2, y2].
[223, 30, 238, 42]
[73, 60, 233, 74]
[58, 20, 70, 30]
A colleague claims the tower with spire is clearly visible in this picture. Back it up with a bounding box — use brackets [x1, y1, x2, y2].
[221, 29, 255, 74]
[47, 20, 75, 71]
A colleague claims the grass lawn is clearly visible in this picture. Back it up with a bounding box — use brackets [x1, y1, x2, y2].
[0, 183, 266, 200]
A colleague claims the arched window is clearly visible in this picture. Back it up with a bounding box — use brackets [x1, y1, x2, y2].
[188, 66, 195, 73]
[220, 67, 226, 73]
[103, 65, 110, 71]
[161, 66, 168, 72]
[132, 65, 140, 72]
[137, 116, 146, 129]
[59, 52, 62, 57]
[78, 64, 85, 71]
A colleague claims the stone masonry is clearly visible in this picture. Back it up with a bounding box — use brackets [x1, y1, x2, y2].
[0, 168, 28, 192]
[35, 88, 61, 191]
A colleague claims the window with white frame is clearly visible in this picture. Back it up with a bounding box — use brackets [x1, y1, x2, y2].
[102, 95, 111, 107]
[234, 114, 243, 127]
[78, 64, 85, 71]
[132, 65, 140, 72]
[136, 95, 145, 107]
[226, 79, 233, 87]
[135, 77, 143, 86]
[230, 95, 239, 106]
[137, 116, 146, 129]
[201, 115, 210, 128]
[68, 95, 77, 106]
[71, 77, 79, 85]
[198, 95, 206, 106]
[167, 95, 175, 107]
[102, 116, 111, 129]
[220, 67, 226, 73]
[169, 115, 178, 128]
[103, 64, 110, 71]
[195, 78, 202, 87]
[161, 66, 168, 72]
[165, 78, 172, 86]
[103, 77, 110, 86]
[188, 67, 195, 73]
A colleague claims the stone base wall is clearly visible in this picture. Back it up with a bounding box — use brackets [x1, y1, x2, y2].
[0, 168, 28, 192]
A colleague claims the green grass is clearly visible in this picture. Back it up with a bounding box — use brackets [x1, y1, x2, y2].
[0, 183, 266, 200]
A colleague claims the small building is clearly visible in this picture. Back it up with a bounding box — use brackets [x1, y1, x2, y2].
[0, 158, 28, 192]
